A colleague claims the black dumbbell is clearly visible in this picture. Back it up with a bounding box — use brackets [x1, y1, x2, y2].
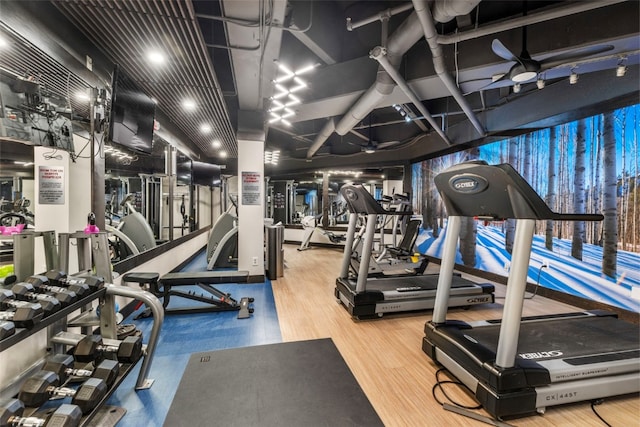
[13, 281, 76, 306]
[44, 270, 104, 295]
[25, 276, 87, 300]
[74, 334, 143, 364]
[0, 398, 82, 427]
[0, 293, 43, 328]
[18, 371, 107, 414]
[0, 320, 15, 339]
[5, 286, 62, 314]
[42, 354, 120, 387]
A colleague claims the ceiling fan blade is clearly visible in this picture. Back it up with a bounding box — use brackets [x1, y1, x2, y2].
[539, 44, 615, 70]
[376, 140, 401, 149]
[492, 39, 519, 62]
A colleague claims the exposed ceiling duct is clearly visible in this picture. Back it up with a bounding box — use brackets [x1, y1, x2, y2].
[413, 0, 485, 137]
[307, 0, 485, 159]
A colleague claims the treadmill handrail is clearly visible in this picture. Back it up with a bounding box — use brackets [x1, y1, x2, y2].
[340, 184, 412, 216]
[434, 162, 603, 221]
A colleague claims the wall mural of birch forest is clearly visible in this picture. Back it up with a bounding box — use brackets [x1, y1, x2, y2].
[412, 104, 639, 313]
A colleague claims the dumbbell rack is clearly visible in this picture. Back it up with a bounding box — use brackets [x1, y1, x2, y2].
[0, 231, 165, 426]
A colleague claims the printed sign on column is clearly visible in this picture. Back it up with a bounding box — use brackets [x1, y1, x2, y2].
[38, 166, 65, 205]
[241, 171, 261, 205]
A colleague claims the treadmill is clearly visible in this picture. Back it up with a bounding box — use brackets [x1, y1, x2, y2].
[422, 161, 640, 419]
[335, 184, 494, 318]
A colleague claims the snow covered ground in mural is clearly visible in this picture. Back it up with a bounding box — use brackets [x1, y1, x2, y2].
[416, 223, 640, 313]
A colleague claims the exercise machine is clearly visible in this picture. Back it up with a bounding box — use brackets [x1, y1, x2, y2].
[105, 193, 156, 261]
[422, 161, 640, 419]
[297, 215, 345, 251]
[122, 271, 254, 319]
[335, 184, 494, 318]
[206, 197, 238, 270]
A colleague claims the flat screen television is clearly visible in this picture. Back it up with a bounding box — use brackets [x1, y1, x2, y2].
[108, 64, 155, 154]
[192, 161, 221, 187]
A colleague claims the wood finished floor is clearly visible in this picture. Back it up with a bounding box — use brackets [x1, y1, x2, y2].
[272, 244, 640, 427]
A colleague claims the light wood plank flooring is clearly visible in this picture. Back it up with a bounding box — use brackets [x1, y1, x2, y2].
[271, 244, 640, 427]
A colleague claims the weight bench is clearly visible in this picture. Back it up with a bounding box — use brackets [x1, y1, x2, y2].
[122, 271, 254, 319]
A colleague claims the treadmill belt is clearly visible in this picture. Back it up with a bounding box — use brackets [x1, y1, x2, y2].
[364, 274, 477, 292]
[164, 339, 383, 427]
[466, 316, 639, 361]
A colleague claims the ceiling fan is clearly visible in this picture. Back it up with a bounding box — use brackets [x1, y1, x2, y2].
[489, 30, 614, 87]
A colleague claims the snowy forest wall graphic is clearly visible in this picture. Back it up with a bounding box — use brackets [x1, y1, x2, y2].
[411, 104, 639, 313]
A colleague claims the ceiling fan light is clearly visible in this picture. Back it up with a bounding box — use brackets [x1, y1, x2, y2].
[511, 71, 537, 83]
[364, 147, 375, 154]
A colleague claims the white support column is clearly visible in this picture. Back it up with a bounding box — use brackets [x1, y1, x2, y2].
[237, 138, 265, 278]
[33, 142, 91, 274]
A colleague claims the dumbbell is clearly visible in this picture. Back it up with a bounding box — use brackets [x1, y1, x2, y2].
[74, 334, 143, 364]
[4, 287, 62, 314]
[18, 371, 107, 414]
[0, 398, 82, 427]
[0, 320, 15, 339]
[45, 270, 104, 295]
[42, 354, 119, 387]
[0, 294, 43, 328]
[13, 281, 76, 307]
[25, 276, 86, 301]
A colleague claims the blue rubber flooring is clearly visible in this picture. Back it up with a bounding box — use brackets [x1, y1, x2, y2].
[106, 250, 282, 426]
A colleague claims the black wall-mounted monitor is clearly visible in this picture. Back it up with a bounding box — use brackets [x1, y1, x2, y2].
[192, 161, 221, 187]
[108, 64, 155, 154]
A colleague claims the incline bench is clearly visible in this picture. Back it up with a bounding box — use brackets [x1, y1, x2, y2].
[122, 271, 253, 318]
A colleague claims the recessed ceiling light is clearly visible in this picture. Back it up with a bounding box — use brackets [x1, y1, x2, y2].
[147, 51, 165, 64]
[182, 99, 196, 110]
[200, 124, 211, 134]
[0, 35, 8, 48]
[212, 140, 221, 148]
[219, 150, 227, 158]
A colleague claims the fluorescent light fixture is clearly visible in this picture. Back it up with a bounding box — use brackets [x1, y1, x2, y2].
[294, 64, 317, 75]
[264, 150, 281, 165]
[284, 94, 301, 107]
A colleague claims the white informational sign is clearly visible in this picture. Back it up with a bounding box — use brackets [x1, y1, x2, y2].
[38, 166, 65, 205]
[241, 171, 261, 205]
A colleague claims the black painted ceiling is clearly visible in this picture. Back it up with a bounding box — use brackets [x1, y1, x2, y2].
[0, 0, 638, 177]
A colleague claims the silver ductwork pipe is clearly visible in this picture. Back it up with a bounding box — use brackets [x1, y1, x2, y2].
[437, 0, 627, 44]
[413, 0, 485, 137]
[306, 118, 336, 158]
[370, 46, 451, 146]
[307, 12, 425, 158]
[307, 0, 486, 158]
[432, 0, 480, 23]
[335, 12, 426, 136]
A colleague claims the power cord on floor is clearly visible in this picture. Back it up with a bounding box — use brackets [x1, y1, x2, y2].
[431, 368, 482, 409]
[432, 368, 515, 427]
[591, 399, 613, 427]
[495, 264, 547, 300]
